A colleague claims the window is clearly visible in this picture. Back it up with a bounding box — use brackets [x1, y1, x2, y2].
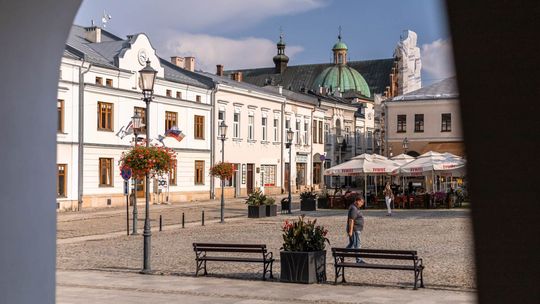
[261, 165, 276, 186]
[345, 126, 350, 143]
[218, 110, 225, 122]
[248, 114, 254, 140]
[169, 160, 177, 185]
[442, 113, 452, 132]
[194, 160, 204, 185]
[165, 111, 177, 132]
[99, 158, 113, 186]
[261, 117, 267, 141]
[312, 120, 317, 143]
[105, 78, 113, 87]
[95, 76, 103, 85]
[397, 115, 406, 133]
[134, 107, 146, 132]
[313, 163, 321, 185]
[196, 95, 201, 102]
[324, 123, 330, 143]
[194, 115, 205, 139]
[57, 99, 64, 133]
[273, 118, 279, 142]
[414, 114, 424, 132]
[166, 89, 172, 97]
[233, 112, 240, 138]
[295, 120, 301, 144]
[367, 130, 373, 150]
[318, 121, 323, 143]
[97, 102, 113, 131]
[304, 121, 309, 144]
[57, 164, 67, 197]
[176, 91, 182, 99]
[285, 117, 290, 130]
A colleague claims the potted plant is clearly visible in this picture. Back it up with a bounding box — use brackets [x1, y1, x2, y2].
[209, 161, 234, 180]
[280, 215, 329, 284]
[245, 189, 267, 218]
[433, 191, 446, 208]
[264, 196, 277, 217]
[119, 144, 176, 179]
[317, 189, 329, 209]
[300, 190, 317, 211]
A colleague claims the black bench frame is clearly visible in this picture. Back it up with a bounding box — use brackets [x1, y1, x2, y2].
[332, 248, 424, 289]
[193, 243, 274, 280]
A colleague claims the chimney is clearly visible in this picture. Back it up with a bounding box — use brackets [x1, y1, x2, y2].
[231, 71, 243, 82]
[84, 26, 101, 43]
[184, 57, 195, 72]
[170, 56, 185, 68]
[216, 64, 224, 76]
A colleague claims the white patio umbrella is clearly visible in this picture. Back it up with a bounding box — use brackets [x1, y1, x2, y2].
[394, 151, 466, 192]
[390, 153, 416, 194]
[324, 153, 400, 206]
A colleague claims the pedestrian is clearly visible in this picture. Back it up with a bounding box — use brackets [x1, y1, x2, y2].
[346, 197, 365, 263]
[383, 182, 394, 216]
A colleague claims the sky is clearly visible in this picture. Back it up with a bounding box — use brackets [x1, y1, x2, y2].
[75, 0, 455, 86]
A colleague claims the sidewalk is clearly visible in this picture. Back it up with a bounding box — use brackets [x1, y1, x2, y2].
[57, 270, 476, 304]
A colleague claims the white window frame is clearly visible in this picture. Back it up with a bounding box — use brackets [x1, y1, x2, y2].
[248, 113, 254, 140]
[273, 118, 279, 142]
[304, 121, 309, 145]
[261, 116, 267, 141]
[233, 111, 240, 138]
[295, 120, 301, 144]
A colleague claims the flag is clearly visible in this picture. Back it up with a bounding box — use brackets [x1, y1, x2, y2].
[165, 125, 185, 142]
[115, 121, 133, 140]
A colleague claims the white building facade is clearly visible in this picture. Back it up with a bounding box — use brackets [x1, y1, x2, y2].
[57, 26, 214, 210]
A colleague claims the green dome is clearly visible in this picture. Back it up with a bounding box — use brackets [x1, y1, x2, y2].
[312, 65, 371, 97]
[332, 41, 348, 50]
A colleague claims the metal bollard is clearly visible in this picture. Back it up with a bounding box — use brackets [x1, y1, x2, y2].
[159, 215, 162, 231]
[202, 210, 205, 226]
[182, 212, 185, 228]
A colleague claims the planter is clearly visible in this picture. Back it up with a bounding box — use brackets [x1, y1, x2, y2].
[280, 250, 326, 284]
[265, 204, 277, 217]
[247, 205, 266, 218]
[300, 198, 316, 211]
[317, 197, 328, 209]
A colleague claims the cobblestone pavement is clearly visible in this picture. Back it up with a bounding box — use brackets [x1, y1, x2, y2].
[57, 208, 476, 291]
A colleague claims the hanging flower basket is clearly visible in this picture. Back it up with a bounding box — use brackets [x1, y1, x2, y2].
[119, 144, 176, 179]
[209, 162, 234, 180]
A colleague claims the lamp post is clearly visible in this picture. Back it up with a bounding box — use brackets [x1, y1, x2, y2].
[285, 128, 294, 214]
[336, 133, 344, 188]
[139, 60, 157, 274]
[218, 121, 228, 223]
[131, 113, 143, 235]
[402, 137, 409, 155]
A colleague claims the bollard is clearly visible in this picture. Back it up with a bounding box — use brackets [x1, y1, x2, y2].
[159, 215, 162, 232]
[182, 212, 185, 228]
[202, 210, 205, 226]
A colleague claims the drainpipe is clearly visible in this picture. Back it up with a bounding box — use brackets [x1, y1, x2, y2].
[209, 86, 217, 200]
[78, 59, 91, 211]
[310, 106, 316, 190]
[280, 87, 285, 194]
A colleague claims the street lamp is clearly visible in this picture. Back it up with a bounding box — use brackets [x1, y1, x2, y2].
[218, 120, 228, 223]
[139, 60, 157, 274]
[402, 137, 409, 154]
[285, 128, 294, 214]
[131, 113, 143, 235]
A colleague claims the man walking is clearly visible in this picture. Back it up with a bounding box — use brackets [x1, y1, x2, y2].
[346, 197, 365, 263]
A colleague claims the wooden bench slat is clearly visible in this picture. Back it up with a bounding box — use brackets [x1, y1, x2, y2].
[336, 262, 418, 270]
[199, 257, 272, 263]
[332, 248, 417, 255]
[194, 248, 267, 253]
[193, 243, 266, 248]
[333, 253, 416, 260]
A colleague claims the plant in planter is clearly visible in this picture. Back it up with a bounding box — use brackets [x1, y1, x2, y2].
[245, 189, 267, 218]
[299, 190, 317, 211]
[209, 162, 234, 180]
[317, 189, 329, 209]
[119, 144, 176, 179]
[264, 196, 277, 217]
[280, 215, 329, 284]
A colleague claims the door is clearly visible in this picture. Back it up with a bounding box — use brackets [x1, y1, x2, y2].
[285, 163, 290, 192]
[247, 164, 254, 194]
[134, 178, 145, 198]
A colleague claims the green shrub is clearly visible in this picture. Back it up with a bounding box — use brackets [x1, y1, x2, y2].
[281, 215, 329, 252]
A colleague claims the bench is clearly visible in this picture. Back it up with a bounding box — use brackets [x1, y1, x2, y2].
[193, 243, 274, 280]
[332, 248, 424, 289]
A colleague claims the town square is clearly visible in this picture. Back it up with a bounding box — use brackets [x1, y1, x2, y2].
[1, 1, 538, 304]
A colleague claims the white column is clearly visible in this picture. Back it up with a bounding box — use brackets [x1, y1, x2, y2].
[0, 1, 81, 303]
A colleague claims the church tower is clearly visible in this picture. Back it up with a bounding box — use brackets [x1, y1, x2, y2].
[332, 28, 348, 65]
[273, 33, 289, 74]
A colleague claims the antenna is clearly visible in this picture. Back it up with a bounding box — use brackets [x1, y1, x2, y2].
[101, 10, 112, 28]
[338, 25, 342, 40]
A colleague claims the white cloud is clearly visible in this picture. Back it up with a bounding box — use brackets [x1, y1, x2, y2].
[164, 33, 304, 72]
[421, 38, 456, 82]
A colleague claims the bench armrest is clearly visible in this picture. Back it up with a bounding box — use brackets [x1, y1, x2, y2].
[264, 251, 273, 261]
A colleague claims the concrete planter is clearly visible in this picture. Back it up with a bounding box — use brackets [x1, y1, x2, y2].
[280, 250, 326, 284]
[265, 204, 277, 216]
[317, 197, 329, 209]
[300, 198, 316, 211]
[247, 205, 266, 218]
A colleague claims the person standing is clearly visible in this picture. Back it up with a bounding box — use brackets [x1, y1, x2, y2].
[384, 182, 394, 216]
[346, 197, 365, 263]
